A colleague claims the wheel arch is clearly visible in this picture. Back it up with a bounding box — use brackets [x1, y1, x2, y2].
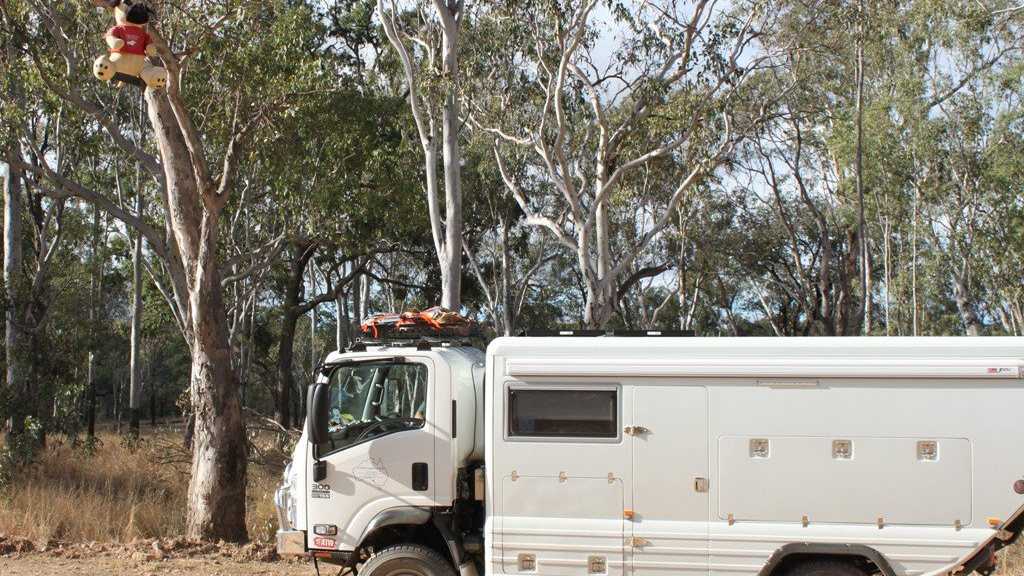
[357, 507, 465, 573]
[758, 543, 898, 576]
[360, 506, 433, 541]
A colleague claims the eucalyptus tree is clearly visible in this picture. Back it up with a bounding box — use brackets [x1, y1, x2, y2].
[984, 115, 1024, 335]
[910, 3, 1022, 335]
[727, 0, 1024, 337]
[459, 138, 556, 336]
[377, 0, 466, 310]
[470, 0, 794, 327]
[1, 0, 338, 541]
[862, 0, 1021, 335]
[253, 82, 424, 428]
[1, 14, 83, 446]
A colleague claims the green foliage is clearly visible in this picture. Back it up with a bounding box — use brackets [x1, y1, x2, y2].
[1, 0, 1023, 459]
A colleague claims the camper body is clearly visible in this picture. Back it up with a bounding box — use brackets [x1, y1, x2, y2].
[276, 336, 1024, 576]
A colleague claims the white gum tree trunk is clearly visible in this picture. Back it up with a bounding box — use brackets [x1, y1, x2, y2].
[145, 89, 247, 541]
[379, 0, 465, 310]
[3, 153, 26, 440]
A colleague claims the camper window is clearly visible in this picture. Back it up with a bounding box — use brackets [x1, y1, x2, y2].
[507, 388, 618, 439]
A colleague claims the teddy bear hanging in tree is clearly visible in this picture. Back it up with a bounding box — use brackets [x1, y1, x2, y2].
[91, 0, 168, 90]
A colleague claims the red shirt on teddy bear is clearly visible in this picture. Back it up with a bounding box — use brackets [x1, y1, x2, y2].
[108, 25, 150, 56]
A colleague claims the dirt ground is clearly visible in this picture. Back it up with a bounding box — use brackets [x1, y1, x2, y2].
[0, 535, 318, 576]
[0, 555, 316, 575]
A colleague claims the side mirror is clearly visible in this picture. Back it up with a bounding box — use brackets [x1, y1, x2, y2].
[307, 383, 329, 447]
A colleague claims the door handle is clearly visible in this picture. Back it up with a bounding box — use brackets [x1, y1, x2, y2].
[412, 462, 429, 491]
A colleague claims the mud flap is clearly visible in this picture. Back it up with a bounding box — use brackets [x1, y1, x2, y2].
[995, 500, 1024, 549]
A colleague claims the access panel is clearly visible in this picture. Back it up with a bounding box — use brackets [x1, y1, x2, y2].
[632, 386, 709, 576]
[717, 436, 972, 525]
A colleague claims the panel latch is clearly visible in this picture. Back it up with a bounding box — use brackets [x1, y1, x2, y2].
[694, 477, 710, 493]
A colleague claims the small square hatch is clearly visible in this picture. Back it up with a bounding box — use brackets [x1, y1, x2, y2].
[517, 553, 536, 572]
[832, 440, 853, 460]
[750, 438, 770, 459]
[917, 440, 939, 461]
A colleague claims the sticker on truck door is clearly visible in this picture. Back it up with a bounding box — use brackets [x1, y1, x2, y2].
[353, 458, 389, 487]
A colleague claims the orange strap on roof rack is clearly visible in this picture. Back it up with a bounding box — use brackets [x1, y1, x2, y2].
[360, 307, 478, 339]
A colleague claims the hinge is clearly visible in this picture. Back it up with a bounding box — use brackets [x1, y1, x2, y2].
[628, 536, 650, 547]
[624, 426, 650, 436]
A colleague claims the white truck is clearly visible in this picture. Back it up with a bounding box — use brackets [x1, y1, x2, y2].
[275, 334, 1024, 576]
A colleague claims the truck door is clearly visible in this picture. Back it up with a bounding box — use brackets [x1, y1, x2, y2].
[632, 386, 709, 576]
[305, 358, 441, 553]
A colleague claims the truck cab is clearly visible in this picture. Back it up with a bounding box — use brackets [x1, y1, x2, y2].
[276, 340, 486, 576]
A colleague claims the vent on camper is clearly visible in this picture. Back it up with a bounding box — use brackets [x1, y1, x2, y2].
[750, 438, 770, 459]
[917, 440, 939, 461]
[832, 440, 853, 460]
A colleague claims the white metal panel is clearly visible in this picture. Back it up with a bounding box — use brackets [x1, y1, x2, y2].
[500, 475, 624, 576]
[707, 382, 1024, 576]
[507, 357, 1023, 380]
[487, 336, 1024, 365]
[717, 436, 972, 525]
[488, 375, 633, 575]
[632, 386, 709, 576]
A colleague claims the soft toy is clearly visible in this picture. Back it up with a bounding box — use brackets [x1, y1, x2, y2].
[91, 0, 168, 90]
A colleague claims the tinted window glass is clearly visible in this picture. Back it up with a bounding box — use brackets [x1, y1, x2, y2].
[318, 362, 428, 453]
[508, 389, 617, 438]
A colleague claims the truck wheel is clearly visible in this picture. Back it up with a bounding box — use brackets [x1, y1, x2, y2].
[360, 544, 456, 576]
[784, 558, 870, 576]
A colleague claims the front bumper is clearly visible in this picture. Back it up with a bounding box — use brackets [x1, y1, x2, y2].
[274, 483, 293, 530]
[274, 478, 306, 557]
[276, 529, 306, 557]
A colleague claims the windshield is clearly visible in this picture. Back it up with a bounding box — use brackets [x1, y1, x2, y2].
[319, 361, 428, 453]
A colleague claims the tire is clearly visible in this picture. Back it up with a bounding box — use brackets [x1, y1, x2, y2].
[783, 558, 870, 576]
[360, 544, 457, 576]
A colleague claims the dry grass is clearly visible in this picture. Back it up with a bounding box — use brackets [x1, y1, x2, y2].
[1003, 540, 1024, 576]
[0, 425, 288, 544]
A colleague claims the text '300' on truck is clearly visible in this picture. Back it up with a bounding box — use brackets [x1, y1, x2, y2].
[275, 335, 1024, 576]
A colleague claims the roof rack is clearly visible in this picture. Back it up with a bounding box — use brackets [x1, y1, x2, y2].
[348, 336, 479, 352]
[524, 329, 695, 337]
